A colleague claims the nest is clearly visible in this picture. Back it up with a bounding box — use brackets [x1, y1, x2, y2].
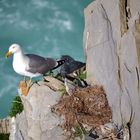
[52, 85, 112, 129]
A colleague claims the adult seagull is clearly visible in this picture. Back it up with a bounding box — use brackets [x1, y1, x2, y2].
[6, 43, 65, 94]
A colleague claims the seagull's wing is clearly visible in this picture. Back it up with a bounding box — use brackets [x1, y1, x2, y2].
[69, 61, 85, 72]
[60, 63, 71, 77]
[25, 54, 56, 74]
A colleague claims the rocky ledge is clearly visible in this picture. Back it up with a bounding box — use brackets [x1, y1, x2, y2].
[8, 76, 116, 140]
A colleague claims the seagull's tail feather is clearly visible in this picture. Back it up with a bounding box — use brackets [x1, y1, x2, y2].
[52, 59, 65, 70]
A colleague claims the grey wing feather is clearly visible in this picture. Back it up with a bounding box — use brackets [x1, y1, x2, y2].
[25, 54, 56, 74]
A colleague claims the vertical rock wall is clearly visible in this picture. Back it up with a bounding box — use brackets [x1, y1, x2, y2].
[84, 0, 140, 139]
[0, 118, 9, 134]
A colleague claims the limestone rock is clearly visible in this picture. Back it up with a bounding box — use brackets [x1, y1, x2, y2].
[44, 76, 65, 91]
[84, 0, 140, 139]
[9, 83, 66, 140]
[64, 78, 77, 96]
[0, 117, 9, 134]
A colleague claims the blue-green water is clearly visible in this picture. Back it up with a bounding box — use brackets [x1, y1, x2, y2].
[0, 0, 93, 118]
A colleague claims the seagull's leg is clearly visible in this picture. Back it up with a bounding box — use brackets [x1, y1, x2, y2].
[18, 78, 28, 96]
[23, 78, 33, 96]
[27, 78, 33, 90]
[28, 78, 33, 86]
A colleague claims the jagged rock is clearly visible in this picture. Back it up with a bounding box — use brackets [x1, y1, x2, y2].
[0, 117, 9, 134]
[44, 76, 65, 91]
[84, 0, 140, 139]
[8, 0, 140, 139]
[64, 78, 77, 96]
[10, 79, 114, 140]
[9, 82, 66, 140]
[9, 116, 26, 140]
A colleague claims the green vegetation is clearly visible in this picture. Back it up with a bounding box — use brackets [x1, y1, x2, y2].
[73, 123, 89, 139]
[79, 71, 86, 80]
[9, 95, 23, 117]
[59, 87, 67, 96]
[0, 134, 9, 140]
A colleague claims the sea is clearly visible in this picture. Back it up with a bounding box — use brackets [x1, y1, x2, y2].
[0, 0, 93, 118]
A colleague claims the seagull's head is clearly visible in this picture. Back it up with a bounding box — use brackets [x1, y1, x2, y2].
[6, 44, 21, 58]
[61, 55, 74, 63]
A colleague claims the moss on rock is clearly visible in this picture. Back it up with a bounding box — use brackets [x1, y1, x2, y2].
[9, 95, 23, 117]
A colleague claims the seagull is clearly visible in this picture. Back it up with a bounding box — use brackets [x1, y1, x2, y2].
[60, 55, 86, 78]
[59, 55, 88, 87]
[6, 43, 65, 95]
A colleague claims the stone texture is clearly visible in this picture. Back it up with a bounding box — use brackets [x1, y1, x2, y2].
[0, 117, 9, 134]
[43, 76, 65, 91]
[9, 82, 66, 140]
[84, 0, 140, 139]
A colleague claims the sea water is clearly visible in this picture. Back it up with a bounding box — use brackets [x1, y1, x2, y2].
[0, 0, 93, 118]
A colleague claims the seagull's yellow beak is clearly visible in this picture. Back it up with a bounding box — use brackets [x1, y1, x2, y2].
[6, 51, 12, 58]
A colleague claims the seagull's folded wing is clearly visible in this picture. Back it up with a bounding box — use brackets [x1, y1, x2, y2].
[25, 54, 56, 74]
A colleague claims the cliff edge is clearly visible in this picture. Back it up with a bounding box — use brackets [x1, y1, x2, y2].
[8, 0, 140, 140]
[9, 76, 112, 140]
[84, 0, 140, 139]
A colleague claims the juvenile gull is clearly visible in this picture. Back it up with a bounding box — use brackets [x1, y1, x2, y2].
[6, 43, 65, 94]
[60, 55, 86, 78]
[60, 55, 88, 88]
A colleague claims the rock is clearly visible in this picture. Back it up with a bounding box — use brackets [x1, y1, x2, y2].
[9, 82, 67, 140]
[44, 76, 65, 91]
[84, 0, 140, 139]
[0, 117, 10, 134]
[9, 116, 26, 140]
[64, 78, 77, 96]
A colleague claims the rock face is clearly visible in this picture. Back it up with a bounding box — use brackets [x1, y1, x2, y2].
[9, 81, 66, 140]
[0, 118, 9, 134]
[9, 78, 113, 140]
[84, 0, 140, 139]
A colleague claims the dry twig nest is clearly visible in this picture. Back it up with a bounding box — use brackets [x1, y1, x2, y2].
[52, 85, 112, 129]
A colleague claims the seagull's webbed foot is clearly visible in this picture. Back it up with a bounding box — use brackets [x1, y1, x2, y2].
[19, 79, 33, 96]
[25, 79, 33, 95]
[18, 80, 28, 96]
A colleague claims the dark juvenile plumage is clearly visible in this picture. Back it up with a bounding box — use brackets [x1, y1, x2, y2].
[60, 55, 86, 78]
